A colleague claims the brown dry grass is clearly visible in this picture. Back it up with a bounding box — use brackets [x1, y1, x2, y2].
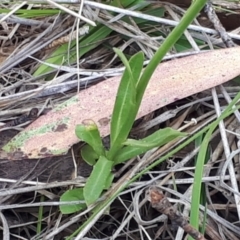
[1, 1, 240, 239]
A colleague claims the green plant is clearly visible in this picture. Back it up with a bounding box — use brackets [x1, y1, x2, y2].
[59, 0, 211, 239]
[36, 195, 44, 238]
[61, 49, 186, 209]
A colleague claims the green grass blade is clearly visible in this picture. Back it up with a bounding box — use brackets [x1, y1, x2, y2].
[37, 195, 44, 236]
[193, 133, 208, 236]
[33, 25, 112, 76]
[111, 0, 144, 8]
[189, 91, 240, 240]
[0, 8, 60, 18]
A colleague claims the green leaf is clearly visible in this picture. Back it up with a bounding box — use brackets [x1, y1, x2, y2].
[109, 51, 144, 158]
[113, 48, 133, 78]
[114, 127, 186, 164]
[189, 91, 240, 240]
[34, 25, 112, 77]
[37, 195, 44, 234]
[0, 9, 60, 18]
[75, 120, 105, 157]
[130, 51, 144, 87]
[125, 128, 186, 147]
[104, 172, 114, 190]
[84, 156, 113, 205]
[33, 41, 76, 77]
[81, 145, 98, 166]
[111, 0, 143, 8]
[60, 188, 86, 214]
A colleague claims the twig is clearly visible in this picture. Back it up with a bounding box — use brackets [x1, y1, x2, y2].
[84, 0, 240, 41]
[147, 186, 207, 240]
[0, 1, 27, 24]
[204, 1, 235, 47]
[45, 0, 96, 26]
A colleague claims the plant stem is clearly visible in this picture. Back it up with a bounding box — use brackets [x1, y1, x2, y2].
[136, 0, 208, 105]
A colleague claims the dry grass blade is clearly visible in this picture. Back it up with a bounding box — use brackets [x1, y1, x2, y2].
[0, 1, 240, 239]
[45, 0, 96, 26]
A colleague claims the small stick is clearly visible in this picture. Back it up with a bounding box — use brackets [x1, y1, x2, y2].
[3, 108, 38, 127]
[147, 186, 207, 240]
[204, 1, 235, 48]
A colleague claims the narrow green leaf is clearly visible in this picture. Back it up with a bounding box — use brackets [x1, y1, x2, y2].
[113, 48, 133, 78]
[33, 41, 75, 77]
[37, 195, 44, 234]
[130, 51, 144, 87]
[114, 127, 186, 164]
[84, 156, 113, 205]
[189, 91, 240, 240]
[124, 128, 186, 148]
[109, 51, 144, 158]
[0, 9, 60, 18]
[34, 25, 112, 76]
[75, 120, 105, 157]
[201, 202, 207, 235]
[192, 133, 208, 236]
[60, 188, 86, 214]
[111, 0, 143, 8]
[81, 145, 98, 166]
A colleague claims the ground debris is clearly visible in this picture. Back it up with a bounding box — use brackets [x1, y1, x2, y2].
[147, 186, 207, 240]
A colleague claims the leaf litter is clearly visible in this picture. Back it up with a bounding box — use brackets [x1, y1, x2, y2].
[1, 1, 240, 239]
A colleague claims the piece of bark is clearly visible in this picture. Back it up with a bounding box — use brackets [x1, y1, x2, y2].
[2, 47, 240, 160]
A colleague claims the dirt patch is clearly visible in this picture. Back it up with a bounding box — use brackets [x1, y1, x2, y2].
[0, 129, 92, 185]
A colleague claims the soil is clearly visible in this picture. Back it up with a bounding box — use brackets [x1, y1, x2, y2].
[0, 129, 92, 184]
